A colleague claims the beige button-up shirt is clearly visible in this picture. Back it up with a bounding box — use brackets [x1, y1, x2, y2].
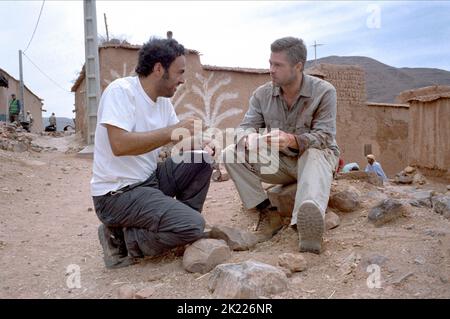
[239, 73, 340, 158]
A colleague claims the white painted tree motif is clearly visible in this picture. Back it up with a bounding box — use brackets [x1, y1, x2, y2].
[104, 63, 135, 85]
[174, 73, 242, 127]
[172, 83, 188, 111]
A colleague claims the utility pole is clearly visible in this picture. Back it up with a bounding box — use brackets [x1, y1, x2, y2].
[18, 50, 25, 121]
[311, 41, 325, 64]
[104, 13, 109, 42]
[83, 0, 101, 146]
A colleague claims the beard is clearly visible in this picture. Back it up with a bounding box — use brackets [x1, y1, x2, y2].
[158, 72, 177, 98]
[272, 69, 297, 87]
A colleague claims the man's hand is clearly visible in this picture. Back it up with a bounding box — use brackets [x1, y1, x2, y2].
[245, 132, 260, 151]
[175, 116, 203, 135]
[264, 129, 298, 150]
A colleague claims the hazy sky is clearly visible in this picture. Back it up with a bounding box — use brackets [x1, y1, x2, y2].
[1, 1, 449, 118]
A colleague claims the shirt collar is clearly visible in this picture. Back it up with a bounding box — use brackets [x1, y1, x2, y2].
[272, 73, 313, 98]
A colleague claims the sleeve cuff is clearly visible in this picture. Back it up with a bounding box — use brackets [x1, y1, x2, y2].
[294, 134, 310, 156]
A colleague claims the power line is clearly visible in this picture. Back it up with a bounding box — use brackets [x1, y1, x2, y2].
[22, 52, 72, 93]
[23, 0, 46, 53]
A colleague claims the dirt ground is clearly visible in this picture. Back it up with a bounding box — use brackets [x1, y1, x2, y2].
[0, 135, 449, 299]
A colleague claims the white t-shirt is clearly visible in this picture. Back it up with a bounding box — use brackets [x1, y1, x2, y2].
[90, 76, 179, 196]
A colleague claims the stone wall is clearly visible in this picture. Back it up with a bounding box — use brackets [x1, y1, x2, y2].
[408, 95, 450, 176]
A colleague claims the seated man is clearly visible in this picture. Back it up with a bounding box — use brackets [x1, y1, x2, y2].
[91, 37, 213, 269]
[222, 36, 339, 254]
[365, 154, 387, 181]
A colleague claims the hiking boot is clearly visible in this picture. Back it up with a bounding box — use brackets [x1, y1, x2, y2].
[254, 208, 283, 242]
[297, 200, 324, 254]
[98, 224, 136, 269]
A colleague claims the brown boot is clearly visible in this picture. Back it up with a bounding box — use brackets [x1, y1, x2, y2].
[254, 208, 283, 242]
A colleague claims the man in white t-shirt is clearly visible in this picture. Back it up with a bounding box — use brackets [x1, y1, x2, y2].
[91, 37, 213, 269]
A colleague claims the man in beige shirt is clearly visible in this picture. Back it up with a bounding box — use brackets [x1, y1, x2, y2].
[222, 36, 339, 254]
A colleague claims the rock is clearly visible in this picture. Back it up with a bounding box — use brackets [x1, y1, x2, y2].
[135, 286, 155, 299]
[447, 185, 450, 191]
[211, 170, 230, 182]
[87, 207, 93, 212]
[118, 284, 136, 299]
[412, 173, 426, 185]
[278, 253, 307, 272]
[325, 211, 340, 230]
[12, 142, 28, 153]
[339, 252, 362, 276]
[368, 198, 406, 226]
[208, 225, 258, 251]
[362, 254, 388, 267]
[391, 272, 414, 285]
[211, 170, 222, 182]
[335, 171, 383, 186]
[208, 260, 288, 298]
[220, 172, 230, 182]
[328, 190, 360, 212]
[182, 239, 231, 274]
[267, 183, 297, 217]
[404, 166, 416, 174]
[414, 256, 425, 265]
[408, 190, 433, 208]
[431, 195, 450, 220]
[394, 174, 413, 184]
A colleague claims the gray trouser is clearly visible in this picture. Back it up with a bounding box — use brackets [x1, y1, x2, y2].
[222, 145, 338, 226]
[93, 153, 213, 258]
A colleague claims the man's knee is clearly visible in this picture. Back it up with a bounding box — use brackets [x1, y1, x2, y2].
[180, 211, 205, 241]
[189, 157, 213, 179]
[299, 148, 322, 160]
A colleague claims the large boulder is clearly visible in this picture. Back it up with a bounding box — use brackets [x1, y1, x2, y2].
[431, 195, 450, 220]
[328, 190, 361, 212]
[208, 260, 288, 299]
[182, 239, 231, 274]
[408, 190, 434, 208]
[267, 183, 297, 217]
[368, 198, 407, 226]
[208, 225, 258, 251]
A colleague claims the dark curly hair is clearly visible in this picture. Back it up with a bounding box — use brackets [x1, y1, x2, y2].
[135, 37, 185, 77]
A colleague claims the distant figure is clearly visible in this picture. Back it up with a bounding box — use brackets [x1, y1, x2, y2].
[45, 112, 57, 132]
[365, 154, 387, 181]
[21, 110, 33, 132]
[8, 94, 21, 123]
[342, 162, 360, 173]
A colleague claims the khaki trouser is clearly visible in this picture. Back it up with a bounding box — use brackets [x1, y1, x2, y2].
[222, 144, 338, 226]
